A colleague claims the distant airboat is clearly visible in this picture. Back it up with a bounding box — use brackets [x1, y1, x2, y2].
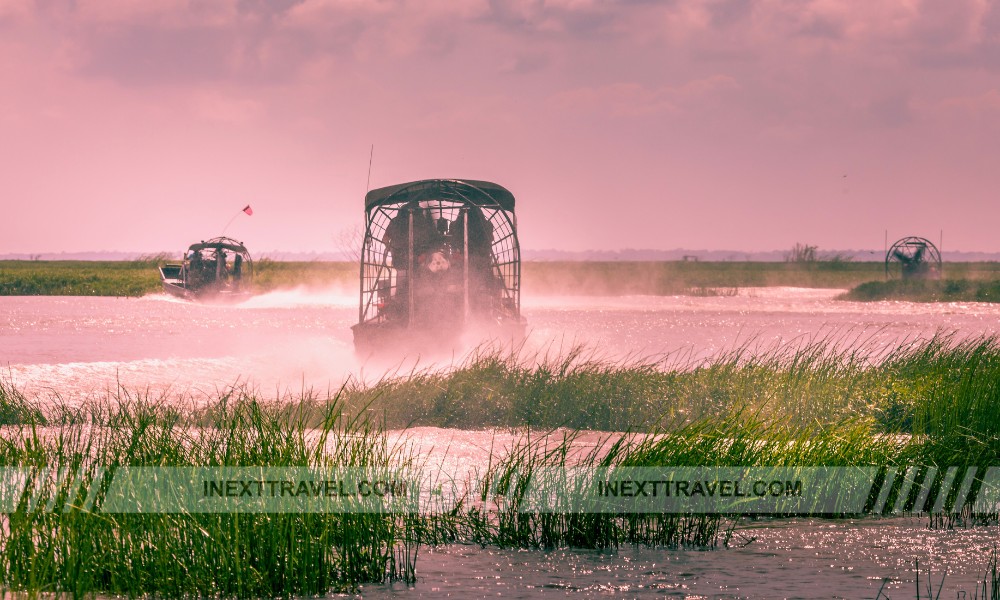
[885, 236, 941, 280]
[158, 237, 254, 300]
[352, 179, 526, 354]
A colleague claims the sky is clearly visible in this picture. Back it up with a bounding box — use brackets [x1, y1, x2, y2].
[2, 0, 1000, 255]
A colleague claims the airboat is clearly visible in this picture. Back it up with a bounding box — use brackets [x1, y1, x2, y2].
[352, 179, 526, 355]
[158, 237, 254, 300]
[885, 236, 941, 280]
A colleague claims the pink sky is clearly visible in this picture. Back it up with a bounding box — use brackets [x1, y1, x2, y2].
[2, 0, 999, 254]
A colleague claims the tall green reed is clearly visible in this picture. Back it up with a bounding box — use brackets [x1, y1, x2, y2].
[5, 332, 1000, 596]
[0, 385, 418, 598]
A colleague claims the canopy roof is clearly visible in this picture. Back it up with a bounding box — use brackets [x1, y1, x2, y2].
[364, 179, 515, 213]
[187, 236, 250, 254]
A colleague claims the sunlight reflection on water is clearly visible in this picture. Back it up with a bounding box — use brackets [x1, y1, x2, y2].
[356, 519, 1000, 599]
[4, 288, 1000, 400]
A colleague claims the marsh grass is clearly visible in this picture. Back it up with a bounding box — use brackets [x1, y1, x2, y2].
[891, 336, 1000, 466]
[458, 411, 907, 551]
[0, 378, 46, 425]
[0, 260, 159, 296]
[0, 260, 355, 296]
[252, 259, 355, 291]
[4, 259, 999, 297]
[461, 428, 741, 550]
[5, 335, 1000, 595]
[875, 548, 1000, 600]
[522, 260, 891, 295]
[845, 278, 1000, 303]
[339, 334, 1000, 547]
[526, 259, 1000, 300]
[0, 387, 419, 597]
[337, 333, 999, 448]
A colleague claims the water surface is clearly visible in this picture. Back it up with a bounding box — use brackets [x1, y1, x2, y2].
[4, 288, 1000, 598]
[5, 287, 1000, 399]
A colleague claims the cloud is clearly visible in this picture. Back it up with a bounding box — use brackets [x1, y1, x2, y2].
[236, 0, 306, 20]
[867, 92, 914, 128]
[893, 1, 989, 68]
[0, 0, 32, 23]
[707, 0, 752, 28]
[796, 12, 846, 40]
[18, 0, 1000, 90]
[77, 24, 238, 85]
[551, 75, 740, 117]
[482, 0, 660, 37]
[66, 0, 232, 26]
[188, 89, 265, 123]
[25, 0, 377, 87]
[499, 52, 550, 74]
[939, 89, 1000, 117]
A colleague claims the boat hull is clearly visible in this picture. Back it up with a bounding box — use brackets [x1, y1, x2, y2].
[161, 281, 194, 299]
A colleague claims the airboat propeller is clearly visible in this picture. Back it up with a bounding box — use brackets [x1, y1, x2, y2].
[885, 236, 941, 280]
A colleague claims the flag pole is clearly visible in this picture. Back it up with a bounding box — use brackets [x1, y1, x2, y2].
[366, 144, 374, 193]
[222, 205, 253, 236]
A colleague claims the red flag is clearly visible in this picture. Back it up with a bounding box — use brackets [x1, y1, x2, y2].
[242, 205, 253, 216]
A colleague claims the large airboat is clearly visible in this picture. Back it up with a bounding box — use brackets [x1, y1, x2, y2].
[352, 179, 526, 354]
[158, 237, 254, 300]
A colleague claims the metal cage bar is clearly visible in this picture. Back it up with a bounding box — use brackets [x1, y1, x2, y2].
[356, 182, 521, 330]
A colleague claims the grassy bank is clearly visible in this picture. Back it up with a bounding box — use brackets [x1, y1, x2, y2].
[525, 260, 1000, 295]
[5, 335, 998, 452]
[0, 258, 355, 296]
[844, 278, 1000, 303]
[3, 335, 1000, 595]
[3, 259, 999, 297]
[334, 335, 996, 446]
[0, 259, 161, 296]
[523, 260, 886, 294]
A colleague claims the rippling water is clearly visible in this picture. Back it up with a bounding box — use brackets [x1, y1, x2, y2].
[4, 288, 1000, 598]
[357, 518, 1000, 599]
[5, 287, 1000, 400]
